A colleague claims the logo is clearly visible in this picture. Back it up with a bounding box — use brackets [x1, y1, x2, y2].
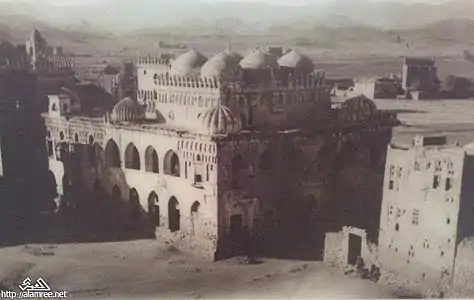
[18, 277, 51, 292]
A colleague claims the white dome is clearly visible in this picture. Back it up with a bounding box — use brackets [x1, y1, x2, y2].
[239, 49, 278, 70]
[169, 49, 208, 77]
[200, 50, 243, 79]
[111, 97, 143, 123]
[277, 50, 314, 72]
[198, 105, 242, 135]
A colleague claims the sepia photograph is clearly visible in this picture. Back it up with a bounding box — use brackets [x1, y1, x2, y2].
[0, 0, 474, 298]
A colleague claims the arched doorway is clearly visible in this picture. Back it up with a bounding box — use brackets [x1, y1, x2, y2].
[229, 202, 248, 255]
[145, 146, 159, 173]
[105, 140, 120, 167]
[129, 188, 140, 223]
[164, 150, 180, 177]
[125, 143, 140, 170]
[148, 192, 160, 227]
[168, 196, 180, 232]
[190, 201, 200, 235]
[112, 185, 121, 201]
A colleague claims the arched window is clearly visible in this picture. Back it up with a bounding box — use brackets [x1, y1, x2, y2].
[260, 149, 275, 170]
[144, 146, 159, 173]
[74, 133, 79, 143]
[105, 139, 120, 167]
[125, 143, 140, 170]
[164, 150, 180, 177]
[148, 192, 160, 227]
[51, 103, 57, 111]
[190, 201, 201, 235]
[168, 196, 180, 232]
[129, 188, 141, 221]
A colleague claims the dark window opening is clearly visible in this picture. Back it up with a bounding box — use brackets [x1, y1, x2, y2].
[445, 178, 452, 191]
[412, 209, 419, 225]
[47, 141, 53, 157]
[395, 223, 399, 231]
[164, 150, 180, 177]
[447, 218, 451, 225]
[441, 251, 444, 257]
[389, 180, 394, 190]
[433, 175, 440, 189]
[195, 174, 202, 184]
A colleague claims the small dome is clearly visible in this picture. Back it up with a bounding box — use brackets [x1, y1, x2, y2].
[111, 97, 143, 123]
[239, 49, 278, 70]
[277, 50, 314, 72]
[342, 95, 377, 113]
[198, 105, 242, 135]
[200, 50, 243, 79]
[169, 49, 208, 77]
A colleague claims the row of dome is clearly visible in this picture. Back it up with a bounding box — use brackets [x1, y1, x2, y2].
[110, 97, 242, 135]
[167, 48, 315, 79]
[109, 95, 378, 135]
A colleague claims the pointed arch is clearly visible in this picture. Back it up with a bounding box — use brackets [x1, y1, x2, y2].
[105, 139, 120, 167]
[148, 192, 160, 227]
[190, 201, 201, 235]
[164, 150, 180, 177]
[112, 185, 121, 201]
[168, 196, 180, 232]
[125, 142, 140, 170]
[145, 146, 159, 173]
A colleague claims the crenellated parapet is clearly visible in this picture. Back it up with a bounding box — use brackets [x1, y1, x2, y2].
[137, 56, 173, 67]
[153, 73, 222, 90]
[279, 70, 326, 89]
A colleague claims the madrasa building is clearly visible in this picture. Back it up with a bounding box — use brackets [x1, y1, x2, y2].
[43, 46, 399, 260]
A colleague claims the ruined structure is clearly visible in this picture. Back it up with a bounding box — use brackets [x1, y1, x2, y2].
[377, 135, 474, 296]
[43, 47, 398, 260]
[402, 57, 440, 100]
[25, 29, 74, 72]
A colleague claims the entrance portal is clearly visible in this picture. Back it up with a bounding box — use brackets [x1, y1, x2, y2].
[347, 233, 362, 265]
[168, 197, 180, 232]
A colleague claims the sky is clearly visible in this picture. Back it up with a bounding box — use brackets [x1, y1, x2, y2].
[0, 0, 462, 32]
[0, 0, 456, 5]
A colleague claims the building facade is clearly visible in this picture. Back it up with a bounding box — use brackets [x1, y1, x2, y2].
[378, 135, 474, 294]
[43, 47, 398, 259]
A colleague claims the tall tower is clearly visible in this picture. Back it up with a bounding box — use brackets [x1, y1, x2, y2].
[25, 29, 47, 71]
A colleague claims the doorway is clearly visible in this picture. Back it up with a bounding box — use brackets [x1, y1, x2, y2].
[168, 197, 180, 232]
[347, 233, 362, 265]
[148, 192, 160, 227]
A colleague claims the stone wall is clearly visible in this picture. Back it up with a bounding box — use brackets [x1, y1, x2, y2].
[452, 238, 474, 297]
[323, 226, 378, 268]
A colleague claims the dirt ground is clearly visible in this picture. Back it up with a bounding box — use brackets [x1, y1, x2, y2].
[0, 239, 398, 299]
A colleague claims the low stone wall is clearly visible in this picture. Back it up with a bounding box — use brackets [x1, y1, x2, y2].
[452, 238, 474, 297]
[323, 226, 378, 268]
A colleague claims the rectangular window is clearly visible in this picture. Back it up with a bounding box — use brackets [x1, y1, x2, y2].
[445, 178, 452, 191]
[47, 141, 53, 157]
[412, 209, 419, 225]
[389, 180, 394, 190]
[414, 160, 420, 171]
[433, 175, 440, 189]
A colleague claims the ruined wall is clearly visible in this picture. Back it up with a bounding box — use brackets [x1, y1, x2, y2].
[324, 227, 378, 268]
[452, 238, 474, 297]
